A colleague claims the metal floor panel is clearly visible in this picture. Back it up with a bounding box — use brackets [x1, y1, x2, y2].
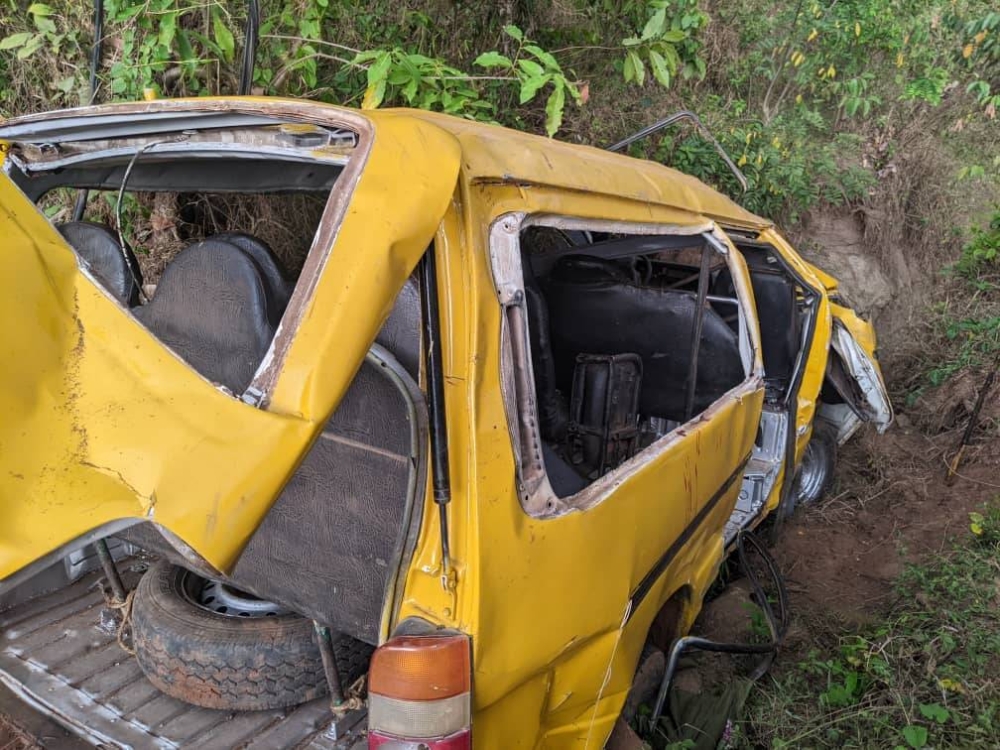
[0, 573, 366, 749]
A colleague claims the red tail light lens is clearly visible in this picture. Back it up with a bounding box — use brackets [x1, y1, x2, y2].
[368, 729, 471, 749]
[368, 634, 471, 749]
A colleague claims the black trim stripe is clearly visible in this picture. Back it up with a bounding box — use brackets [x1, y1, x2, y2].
[626, 452, 752, 621]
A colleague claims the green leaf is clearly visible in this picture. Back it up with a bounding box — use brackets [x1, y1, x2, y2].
[362, 78, 387, 109]
[519, 73, 549, 104]
[34, 15, 56, 34]
[517, 58, 544, 77]
[621, 36, 642, 47]
[902, 725, 928, 749]
[366, 51, 392, 88]
[544, 82, 565, 136]
[641, 8, 667, 41]
[54, 75, 75, 93]
[525, 44, 559, 71]
[473, 51, 512, 69]
[503, 24, 523, 43]
[387, 67, 411, 86]
[0, 32, 33, 50]
[353, 50, 382, 64]
[158, 12, 177, 50]
[919, 703, 950, 724]
[648, 49, 671, 87]
[406, 53, 436, 67]
[623, 51, 636, 83]
[176, 30, 196, 73]
[626, 49, 645, 86]
[661, 43, 680, 71]
[402, 77, 419, 103]
[212, 15, 235, 63]
[27, 3, 54, 16]
[662, 29, 686, 42]
[16, 35, 44, 59]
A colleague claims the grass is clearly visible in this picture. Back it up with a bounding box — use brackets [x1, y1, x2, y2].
[739, 502, 1000, 749]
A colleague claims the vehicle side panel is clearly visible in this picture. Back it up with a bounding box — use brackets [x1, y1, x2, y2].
[395, 184, 764, 747]
[0, 175, 309, 581]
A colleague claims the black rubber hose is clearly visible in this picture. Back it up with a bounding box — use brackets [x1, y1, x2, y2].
[239, 0, 260, 95]
[74, 0, 104, 221]
[89, 0, 104, 105]
[648, 530, 789, 727]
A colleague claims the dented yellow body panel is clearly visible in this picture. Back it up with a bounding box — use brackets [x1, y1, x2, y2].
[0, 99, 888, 748]
[0, 104, 461, 579]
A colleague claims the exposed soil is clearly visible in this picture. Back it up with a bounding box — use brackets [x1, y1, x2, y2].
[776, 425, 998, 637]
[693, 385, 1000, 678]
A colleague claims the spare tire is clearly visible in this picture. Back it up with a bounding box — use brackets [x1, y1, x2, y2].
[131, 561, 350, 710]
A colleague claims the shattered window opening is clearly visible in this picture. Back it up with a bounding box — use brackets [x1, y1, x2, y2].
[5, 119, 360, 399]
[491, 213, 760, 516]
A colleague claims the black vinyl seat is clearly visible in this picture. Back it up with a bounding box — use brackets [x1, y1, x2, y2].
[211, 232, 293, 321]
[57, 221, 144, 306]
[714, 268, 799, 393]
[546, 256, 745, 422]
[134, 238, 281, 393]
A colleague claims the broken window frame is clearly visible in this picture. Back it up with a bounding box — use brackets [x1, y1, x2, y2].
[0, 103, 374, 404]
[489, 212, 764, 518]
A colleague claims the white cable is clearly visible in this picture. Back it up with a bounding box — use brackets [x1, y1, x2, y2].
[114, 137, 185, 302]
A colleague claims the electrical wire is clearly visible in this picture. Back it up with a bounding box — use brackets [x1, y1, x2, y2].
[648, 530, 790, 728]
[114, 138, 184, 303]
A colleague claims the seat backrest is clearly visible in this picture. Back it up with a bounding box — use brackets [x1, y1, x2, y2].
[546, 259, 745, 422]
[714, 267, 798, 390]
[57, 221, 143, 306]
[522, 259, 568, 442]
[374, 276, 421, 379]
[211, 232, 293, 321]
[134, 239, 276, 393]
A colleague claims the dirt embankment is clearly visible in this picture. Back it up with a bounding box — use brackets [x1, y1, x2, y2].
[699, 206, 1000, 659]
[775, 425, 998, 641]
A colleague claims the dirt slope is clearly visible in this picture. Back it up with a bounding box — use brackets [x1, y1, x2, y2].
[775, 425, 999, 642]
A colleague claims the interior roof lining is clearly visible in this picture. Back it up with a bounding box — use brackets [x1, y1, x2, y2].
[11, 159, 342, 200]
[0, 112, 308, 143]
[533, 232, 707, 261]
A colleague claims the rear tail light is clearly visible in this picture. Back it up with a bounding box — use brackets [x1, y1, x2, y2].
[368, 634, 472, 749]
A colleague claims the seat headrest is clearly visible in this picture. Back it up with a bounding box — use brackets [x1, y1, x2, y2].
[57, 222, 143, 306]
[134, 239, 275, 393]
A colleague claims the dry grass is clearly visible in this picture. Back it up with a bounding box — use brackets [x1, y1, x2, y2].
[0, 716, 37, 750]
[71, 191, 328, 285]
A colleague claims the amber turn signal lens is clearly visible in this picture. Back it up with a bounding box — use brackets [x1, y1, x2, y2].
[369, 634, 471, 702]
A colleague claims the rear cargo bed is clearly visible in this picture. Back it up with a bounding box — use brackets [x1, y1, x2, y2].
[0, 571, 367, 749]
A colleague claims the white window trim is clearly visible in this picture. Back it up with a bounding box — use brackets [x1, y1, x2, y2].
[488, 212, 764, 518]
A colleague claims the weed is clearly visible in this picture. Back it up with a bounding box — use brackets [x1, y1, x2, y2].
[739, 500, 1000, 748]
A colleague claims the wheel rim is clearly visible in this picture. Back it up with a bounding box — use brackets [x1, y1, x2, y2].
[796, 440, 827, 504]
[184, 572, 291, 618]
